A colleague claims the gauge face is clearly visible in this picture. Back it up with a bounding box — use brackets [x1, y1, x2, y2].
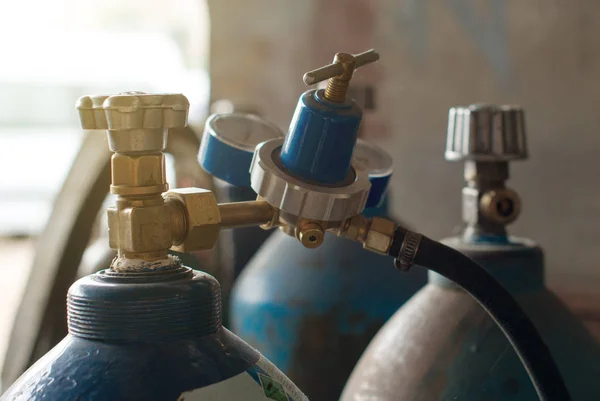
[208, 113, 284, 152]
[352, 139, 393, 177]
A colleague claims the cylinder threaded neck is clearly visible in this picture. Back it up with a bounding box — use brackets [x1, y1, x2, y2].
[67, 264, 222, 342]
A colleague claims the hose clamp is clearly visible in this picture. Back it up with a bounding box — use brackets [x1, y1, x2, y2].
[394, 231, 422, 271]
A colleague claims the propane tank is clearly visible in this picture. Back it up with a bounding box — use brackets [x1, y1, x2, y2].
[198, 112, 284, 326]
[1, 92, 307, 401]
[227, 53, 427, 401]
[341, 104, 600, 401]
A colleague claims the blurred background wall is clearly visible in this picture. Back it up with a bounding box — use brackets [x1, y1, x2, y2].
[208, 0, 600, 292]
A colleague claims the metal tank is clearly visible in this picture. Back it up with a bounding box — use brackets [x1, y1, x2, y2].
[228, 58, 427, 400]
[341, 104, 600, 401]
[1, 92, 307, 401]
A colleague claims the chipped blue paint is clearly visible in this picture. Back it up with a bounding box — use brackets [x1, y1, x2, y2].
[0, 265, 298, 401]
[427, 235, 600, 400]
[230, 200, 427, 400]
[343, 233, 600, 400]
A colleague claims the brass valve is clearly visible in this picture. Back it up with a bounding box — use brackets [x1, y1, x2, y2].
[76, 92, 277, 269]
[76, 92, 202, 266]
[303, 49, 379, 103]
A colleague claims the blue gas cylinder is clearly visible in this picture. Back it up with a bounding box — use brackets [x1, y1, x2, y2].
[230, 195, 427, 401]
[231, 54, 427, 400]
[340, 104, 600, 401]
[1, 261, 308, 401]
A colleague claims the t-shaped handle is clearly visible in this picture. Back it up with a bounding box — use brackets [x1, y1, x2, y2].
[303, 49, 379, 103]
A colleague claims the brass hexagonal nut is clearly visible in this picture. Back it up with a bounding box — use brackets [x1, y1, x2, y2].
[107, 205, 172, 253]
[364, 217, 396, 255]
[164, 188, 221, 252]
[111, 153, 166, 188]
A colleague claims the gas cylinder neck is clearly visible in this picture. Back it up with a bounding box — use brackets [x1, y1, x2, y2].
[67, 263, 223, 342]
[430, 237, 545, 294]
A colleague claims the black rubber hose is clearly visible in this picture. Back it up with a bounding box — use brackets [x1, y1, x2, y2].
[388, 228, 571, 401]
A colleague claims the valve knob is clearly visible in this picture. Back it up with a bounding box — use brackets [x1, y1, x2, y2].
[76, 91, 190, 152]
[353, 139, 393, 208]
[198, 113, 284, 187]
[303, 49, 379, 103]
[76, 92, 189, 197]
[445, 103, 528, 162]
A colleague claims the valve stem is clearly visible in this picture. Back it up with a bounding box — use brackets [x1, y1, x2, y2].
[324, 53, 356, 103]
[303, 49, 380, 103]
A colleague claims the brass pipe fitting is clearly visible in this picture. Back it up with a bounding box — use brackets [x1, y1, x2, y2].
[296, 222, 324, 249]
[219, 201, 275, 229]
[163, 188, 221, 252]
[336, 215, 397, 255]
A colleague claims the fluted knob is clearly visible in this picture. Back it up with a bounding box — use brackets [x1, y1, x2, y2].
[445, 104, 528, 162]
[76, 92, 189, 153]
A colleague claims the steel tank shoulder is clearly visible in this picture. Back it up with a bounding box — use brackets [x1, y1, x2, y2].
[230, 228, 427, 401]
[2, 266, 307, 401]
[341, 236, 600, 401]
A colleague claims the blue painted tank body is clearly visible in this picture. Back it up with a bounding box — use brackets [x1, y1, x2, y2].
[2, 263, 306, 401]
[230, 200, 427, 401]
[341, 236, 600, 401]
[280, 89, 362, 185]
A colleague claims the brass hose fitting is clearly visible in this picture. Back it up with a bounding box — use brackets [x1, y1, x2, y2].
[336, 215, 396, 255]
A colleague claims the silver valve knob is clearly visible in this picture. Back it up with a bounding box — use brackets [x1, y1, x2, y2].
[445, 103, 528, 162]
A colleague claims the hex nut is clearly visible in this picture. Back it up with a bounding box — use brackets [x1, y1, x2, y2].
[107, 205, 172, 253]
[364, 217, 396, 254]
[111, 153, 167, 189]
[164, 188, 221, 252]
